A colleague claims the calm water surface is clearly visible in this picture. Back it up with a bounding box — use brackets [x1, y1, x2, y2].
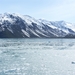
[0, 38, 75, 75]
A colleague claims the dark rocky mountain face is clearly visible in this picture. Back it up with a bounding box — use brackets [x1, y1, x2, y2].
[0, 13, 75, 38]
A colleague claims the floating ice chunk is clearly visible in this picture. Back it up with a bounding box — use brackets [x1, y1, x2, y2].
[72, 61, 75, 64]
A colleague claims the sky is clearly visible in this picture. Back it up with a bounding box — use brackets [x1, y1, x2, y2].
[0, 0, 75, 23]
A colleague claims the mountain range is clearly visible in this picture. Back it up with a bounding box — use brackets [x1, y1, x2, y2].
[0, 13, 75, 38]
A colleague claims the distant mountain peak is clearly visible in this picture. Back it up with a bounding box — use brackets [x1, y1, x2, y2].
[0, 13, 75, 38]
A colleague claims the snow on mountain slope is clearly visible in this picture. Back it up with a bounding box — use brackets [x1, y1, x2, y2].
[0, 13, 75, 38]
[0, 13, 15, 24]
[21, 29, 30, 37]
[39, 19, 75, 34]
[65, 22, 75, 32]
[39, 19, 57, 29]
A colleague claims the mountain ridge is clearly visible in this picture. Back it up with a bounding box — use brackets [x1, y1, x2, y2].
[0, 13, 75, 38]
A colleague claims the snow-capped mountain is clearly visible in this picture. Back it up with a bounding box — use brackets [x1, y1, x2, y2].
[0, 13, 75, 38]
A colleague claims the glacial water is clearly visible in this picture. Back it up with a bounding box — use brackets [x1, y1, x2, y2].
[0, 38, 75, 75]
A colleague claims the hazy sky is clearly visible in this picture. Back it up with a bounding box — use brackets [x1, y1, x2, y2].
[0, 0, 75, 23]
